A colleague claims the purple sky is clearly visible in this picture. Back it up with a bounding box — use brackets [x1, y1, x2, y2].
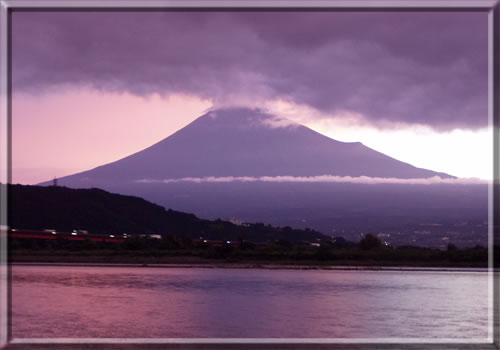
[10, 11, 492, 183]
[13, 11, 488, 130]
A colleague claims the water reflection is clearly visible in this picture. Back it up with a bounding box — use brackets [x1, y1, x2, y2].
[11, 266, 489, 339]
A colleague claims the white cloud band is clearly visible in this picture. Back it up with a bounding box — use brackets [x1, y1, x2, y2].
[136, 175, 488, 185]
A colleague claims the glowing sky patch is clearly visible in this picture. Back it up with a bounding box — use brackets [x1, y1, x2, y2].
[12, 90, 211, 184]
[265, 100, 493, 180]
[11, 89, 493, 184]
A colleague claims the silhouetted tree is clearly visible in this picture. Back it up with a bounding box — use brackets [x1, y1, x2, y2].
[360, 234, 382, 250]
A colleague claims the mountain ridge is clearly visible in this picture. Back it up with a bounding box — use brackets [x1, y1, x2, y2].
[33, 108, 487, 248]
[40, 107, 453, 187]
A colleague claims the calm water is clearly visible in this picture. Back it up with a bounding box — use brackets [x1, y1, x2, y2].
[11, 265, 490, 339]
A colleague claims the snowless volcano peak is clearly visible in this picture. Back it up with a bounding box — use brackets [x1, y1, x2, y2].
[192, 107, 300, 131]
[42, 107, 454, 187]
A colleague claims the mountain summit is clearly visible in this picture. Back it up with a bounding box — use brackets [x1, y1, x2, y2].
[38, 108, 487, 248]
[47, 107, 452, 187]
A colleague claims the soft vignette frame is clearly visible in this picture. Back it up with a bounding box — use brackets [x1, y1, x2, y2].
[0, 0, 498, 349]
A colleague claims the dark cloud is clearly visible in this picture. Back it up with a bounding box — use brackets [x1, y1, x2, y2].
[12, 11, 488, 130]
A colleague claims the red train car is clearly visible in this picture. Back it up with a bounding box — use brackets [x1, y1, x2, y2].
[8, 229, 125, 243]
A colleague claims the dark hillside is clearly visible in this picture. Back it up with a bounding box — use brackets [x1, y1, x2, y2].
[7, 184, 328, 243]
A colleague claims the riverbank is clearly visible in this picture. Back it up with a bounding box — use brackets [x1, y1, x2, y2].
[9, 236, 492, 268]
[9, 250, 491, 269]
[10, 261, 490, 272]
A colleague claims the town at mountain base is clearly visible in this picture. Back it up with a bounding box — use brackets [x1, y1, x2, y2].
[37, 108, 488, 248]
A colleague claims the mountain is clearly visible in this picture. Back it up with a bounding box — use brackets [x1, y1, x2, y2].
[43, 107, 452, 187]
[7, 184, 328, 242]
[38, 108, 487, 248]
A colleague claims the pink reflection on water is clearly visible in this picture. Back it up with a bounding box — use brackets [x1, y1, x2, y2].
[11, 265, 489, 339]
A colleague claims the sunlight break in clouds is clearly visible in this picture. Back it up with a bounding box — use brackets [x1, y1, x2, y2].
[136, 175, 488, 185]
[264, 99, 494, 181]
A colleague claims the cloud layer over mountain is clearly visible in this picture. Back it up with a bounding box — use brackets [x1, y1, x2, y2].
[12, 11, 488, 130]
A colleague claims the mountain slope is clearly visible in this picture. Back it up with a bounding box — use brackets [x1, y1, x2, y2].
[33, 107, 487, 248]
[43, 107, 452, 188]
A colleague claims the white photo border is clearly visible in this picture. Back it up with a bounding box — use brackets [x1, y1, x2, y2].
[0, 1, 498, 349]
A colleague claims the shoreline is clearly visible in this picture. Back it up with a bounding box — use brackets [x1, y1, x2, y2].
[10, 261, 490, 272]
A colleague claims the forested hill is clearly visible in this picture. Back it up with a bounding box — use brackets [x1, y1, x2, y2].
[7, 184, 329, 243]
